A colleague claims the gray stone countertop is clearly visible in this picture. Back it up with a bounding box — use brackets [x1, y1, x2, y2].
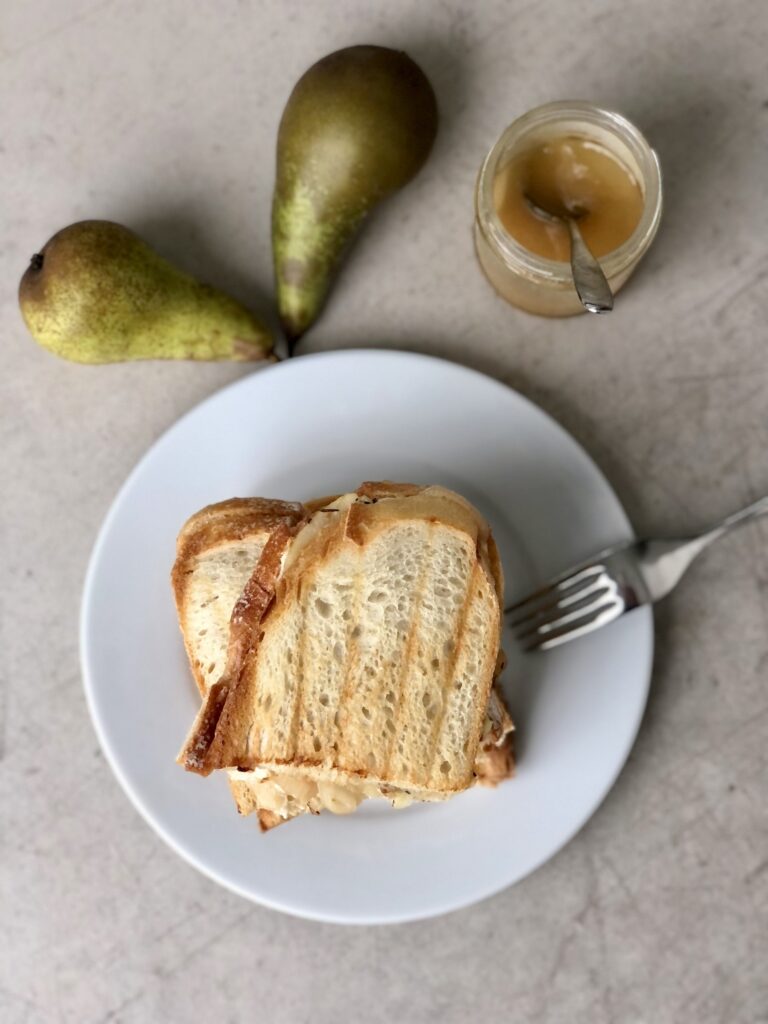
[1, 1, 767, 1021]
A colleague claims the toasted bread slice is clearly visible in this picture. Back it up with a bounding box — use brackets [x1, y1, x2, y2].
[172, 497, 307, 695]
[178, 483, 513, 827]
[171, 493, 344, 827]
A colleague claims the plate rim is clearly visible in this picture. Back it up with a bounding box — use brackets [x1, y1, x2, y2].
[80, 348, 653, 924]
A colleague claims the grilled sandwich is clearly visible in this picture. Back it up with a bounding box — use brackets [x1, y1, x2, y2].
[174, 483, 514, 830]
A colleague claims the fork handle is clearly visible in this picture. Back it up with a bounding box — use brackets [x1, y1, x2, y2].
[680, 494, 768, 558]
[704, 494, 768, 542]
[690, 494, 768, 559]
[639, 495, 768, 602]
[679, 495, 768, 567]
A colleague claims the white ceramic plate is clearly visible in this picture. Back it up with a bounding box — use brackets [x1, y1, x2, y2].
[81, 350, 652, 924]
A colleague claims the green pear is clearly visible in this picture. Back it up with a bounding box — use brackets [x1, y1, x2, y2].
[272, 45, 438, 344]
[19, 220, 274, 364]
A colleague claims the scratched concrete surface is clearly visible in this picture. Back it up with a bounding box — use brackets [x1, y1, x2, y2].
[1, 1, 767, 1022]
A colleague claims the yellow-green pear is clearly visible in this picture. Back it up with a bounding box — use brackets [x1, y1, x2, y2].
[272, 45, 438, 344]
[19, 220, 274, 364]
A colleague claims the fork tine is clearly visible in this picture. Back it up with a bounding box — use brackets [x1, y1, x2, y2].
[505, 564, 607, 626]
[522, 598, 624, 651]
[513, 579, 615, 639]
[516, 585, 620, 640]
[507, 574, 612, 630]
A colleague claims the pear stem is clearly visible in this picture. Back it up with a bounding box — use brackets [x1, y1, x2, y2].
[30, 253, 44, 272]
[285, 332, 301, 359]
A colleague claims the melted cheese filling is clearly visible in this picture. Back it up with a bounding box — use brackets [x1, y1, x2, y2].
[230, 711, 511, 820]
[237, 771, 415, 818]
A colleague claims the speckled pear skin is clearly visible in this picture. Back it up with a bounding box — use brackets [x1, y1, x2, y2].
[18, 221, 274, 364]
[272, 45, 438, 343]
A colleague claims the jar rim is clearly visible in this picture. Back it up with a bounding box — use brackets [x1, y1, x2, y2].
[475, 100, 663, 283]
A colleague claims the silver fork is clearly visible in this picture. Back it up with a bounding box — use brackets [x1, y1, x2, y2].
[506, 496, 768, 651]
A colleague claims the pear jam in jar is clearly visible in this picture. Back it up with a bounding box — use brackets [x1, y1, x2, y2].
[474, 102, 662, 316]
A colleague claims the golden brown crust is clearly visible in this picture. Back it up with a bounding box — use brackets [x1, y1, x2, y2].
[465, 588, 502, 783]
[257, 809, 284, 832]
[357, 480, 422, 500]
[345, 483, 485, 549]
[303, 494, 341, 513]
[173, 497, 305, 566]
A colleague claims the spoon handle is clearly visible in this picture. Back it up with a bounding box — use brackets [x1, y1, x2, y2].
[566, 219, 614, 314]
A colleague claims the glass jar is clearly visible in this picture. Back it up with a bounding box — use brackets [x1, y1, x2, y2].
[474, 101, 662, 317]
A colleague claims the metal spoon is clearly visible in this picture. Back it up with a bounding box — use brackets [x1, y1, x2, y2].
[524, 196, 613, 314]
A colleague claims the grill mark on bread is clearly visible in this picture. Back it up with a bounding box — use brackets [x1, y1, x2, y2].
[332, 539, 367, 768]
[260, 503, 348, 763]
[422, 561, 477, 787]
[178, 522, 300, 773]
[171, 497, 306, 695]
[285, 567, 310, 761]
[344, 500, 371, 547]
[465, 570, 502, 770]
[484, 534, 505, 604]
[211, 524, 297, 766]
[306, 495, 362, 766]
[239, 644, 264, 763]
[382, 524, 435, 777]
